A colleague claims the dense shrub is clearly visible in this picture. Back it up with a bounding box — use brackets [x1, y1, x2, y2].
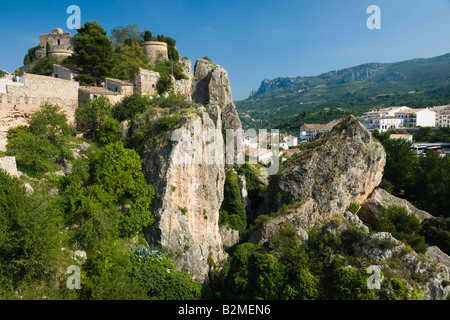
[219, 171, 247, 233]
[113, 93, 151, 122]
[375, 205, 426, 253]
[7, 131, 61, 175]
[28, 103, 75, 141]
[422, 217, 450, 255]
[76, 95, 113, 133]
[97, 116, 121, 145]
[0, 170, 64, 287]
[332, 267, 375, 300]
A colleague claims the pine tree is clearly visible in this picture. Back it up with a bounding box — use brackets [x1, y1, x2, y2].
[72, 21, 114, 86]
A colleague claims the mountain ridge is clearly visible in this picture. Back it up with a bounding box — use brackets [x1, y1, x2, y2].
[249, 53, 450, 98]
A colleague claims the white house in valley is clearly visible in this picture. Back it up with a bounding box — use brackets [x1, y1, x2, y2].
[359, 116, 403, 132]
[432, 105, 450, 128]
[300, 122, 336, 141]
[358, 106, 436, 131]
[390, 134, 413, 142]
[394, 108, 436, 127]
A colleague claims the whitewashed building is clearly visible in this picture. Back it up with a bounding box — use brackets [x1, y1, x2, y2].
[394, 108, 436, 127]
[390, 134, 413, 142]
[359, 116, 404, 132]
[432, 105, 450, 128]
[300, 123, 335, 141]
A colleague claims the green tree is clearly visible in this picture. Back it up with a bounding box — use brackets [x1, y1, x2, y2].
[221, 242, 283, 300]
[0, 170, 64, 287]
[71, 21, 114, 86]
[6, 131, 61, 175]
[128, 247, 202, 300]
[281, 268, 319, 300]
[382, 138, 416, 194]
[110, 25, 143, 44]
[422, 217, 450, 255]
[376, 205, 426, 253]
[91, 142, 155, 236]
[76, 95, 113, 134]
[28, 103, 74, 141]
[219, 170, 247, 233]
[23, 54, 31, 66]
[143, 30, 153, 42]
[113, 93, 150, 122]
[332, 267, 375, 300]
[156, 73, 174, 94]
[110, 42, 150, 80]
[413, 151, 450, 217]
[97, 116, 121, 145]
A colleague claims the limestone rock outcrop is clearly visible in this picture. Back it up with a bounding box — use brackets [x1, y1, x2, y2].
[358, 188, 433, 226]
[141, 106, 226, 282]
[192, 59, 242, 132]
[173, 58, 194, 100]
[259, 116, 386, 221]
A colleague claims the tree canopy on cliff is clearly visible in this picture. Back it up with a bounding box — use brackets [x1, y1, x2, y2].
[70, 21, 114, 86]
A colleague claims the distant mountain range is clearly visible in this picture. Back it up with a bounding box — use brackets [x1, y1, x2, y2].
[236, 53, 450, 133]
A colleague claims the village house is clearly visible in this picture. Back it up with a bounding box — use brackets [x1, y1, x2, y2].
[394, 108, 436, 128]
[300, 122, 335, 141]
[390, 134, 413, 142]
[359, 116, 404, 132]
[431, 105, 450, 128]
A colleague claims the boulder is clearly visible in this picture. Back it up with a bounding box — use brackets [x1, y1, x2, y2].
[258, 116, 386, 219]
[358, 188, 433, 226]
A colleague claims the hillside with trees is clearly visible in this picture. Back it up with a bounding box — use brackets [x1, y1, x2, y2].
[236, 54, 450, 134]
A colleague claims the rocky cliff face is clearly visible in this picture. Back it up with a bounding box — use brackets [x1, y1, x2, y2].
[142, 106, 226, 282]
[140, 59, 243, 282]
[173, 58, 194, 100]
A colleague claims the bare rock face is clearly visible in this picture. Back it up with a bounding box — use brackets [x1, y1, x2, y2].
[142, 106, 226, 282]
[249, 198, 318, 244]
[261, 116, 385, 218]
[173, 58, 194, 100]
[358, 188, 433, 226]
[192, 59, 242, 132]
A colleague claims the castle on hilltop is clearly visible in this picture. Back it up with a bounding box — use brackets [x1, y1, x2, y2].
[0, 28, 192, 151]
[34, 28, 75, 61]
[31, 28, 169, 63]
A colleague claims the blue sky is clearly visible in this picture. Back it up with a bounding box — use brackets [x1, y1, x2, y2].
[1, 0, 450, 100]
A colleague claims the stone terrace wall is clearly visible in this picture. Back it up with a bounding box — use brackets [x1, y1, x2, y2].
[5, 73, 79, 122]
[0, 156, 19, 177]
[0, 74, 79, 151]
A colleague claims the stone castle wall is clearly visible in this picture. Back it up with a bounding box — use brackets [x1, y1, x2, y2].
[0, 74, 79, 151]
[134, 68, 160, 95]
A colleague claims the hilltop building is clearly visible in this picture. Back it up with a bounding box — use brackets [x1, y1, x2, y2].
[36, 28, 75, 61]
